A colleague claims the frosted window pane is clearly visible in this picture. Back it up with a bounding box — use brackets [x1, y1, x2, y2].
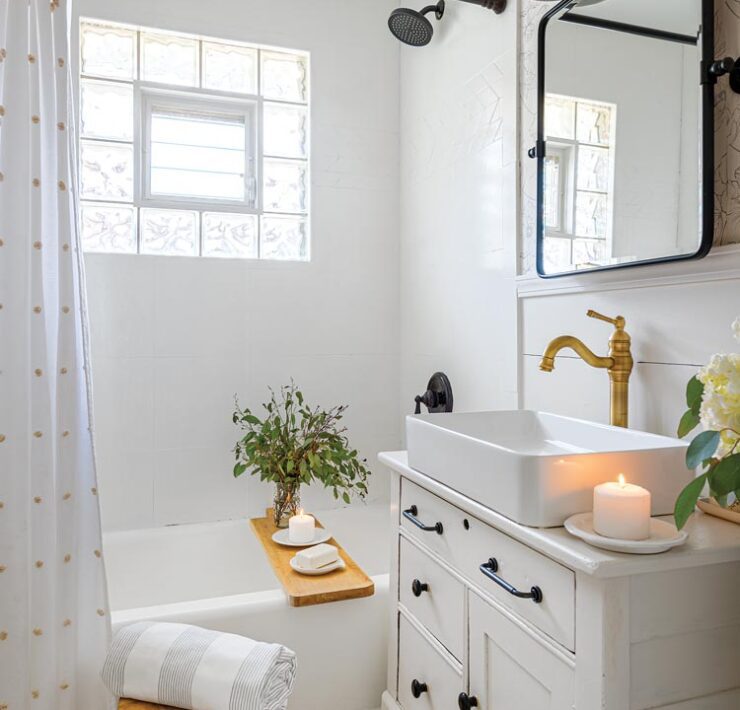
[261, 215, 307, 260]
[575, 191, 608, 238]
[80, 140, 133, 201]
[149, 109, 246, 200]
[202, 212, 257, 258]
[263, 103, 308, 158]
[542, 236, 571, 273]
[261, 51, 308, 102]
[543, 155, 561, 230]
[140, 209, 198, 256]
[577, 103, 612, 145]
[80, 203, 136, 253]
[573, 238, 607, 267]
[577, 146, 610, 192]
[80, 22, 135, 79]
[141, 33, 198, 86]
[80, 80, 133, 141]
[203, 43, 257, 94]
[545, 96, 575, 140]
[263, 159, 308, 213]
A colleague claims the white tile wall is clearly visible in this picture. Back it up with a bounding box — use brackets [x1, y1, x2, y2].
[399, 1, 520, 421]
[79, 0, 401, 530]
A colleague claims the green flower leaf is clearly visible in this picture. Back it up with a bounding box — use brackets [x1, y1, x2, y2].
[708, 454, 740, 497]
[233, 463, 247, 478]
[686, 375, 704, 414]
[686, 430, 720, 470]
[674, 473, 707, 530]
[677, 409, 700, 438]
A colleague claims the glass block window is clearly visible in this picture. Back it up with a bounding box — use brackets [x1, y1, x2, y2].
[543, 94, 615, 269]
[78, 19, 310, 260]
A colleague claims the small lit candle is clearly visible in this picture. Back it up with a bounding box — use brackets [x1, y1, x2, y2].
[593, 474, 651, 541]
[288, 510, 315, 544]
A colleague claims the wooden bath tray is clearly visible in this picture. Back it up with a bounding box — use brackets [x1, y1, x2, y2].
[250, 513, 374, 607]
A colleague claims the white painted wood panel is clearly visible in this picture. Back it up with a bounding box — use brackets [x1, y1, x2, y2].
[654, 688, 740, 709]
[630, 624, 740, 709]
[520, 278, 740, 367]
[630, 563, 740, 645]
[399, 536, 465, 661]
[468, 591, 575, 710]
[397, 612, 463, 710]
[522, 356, 699, 437]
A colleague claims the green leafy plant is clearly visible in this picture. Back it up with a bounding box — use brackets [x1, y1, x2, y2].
[233, 382, 371, 526]
[673, 320, 740, 529]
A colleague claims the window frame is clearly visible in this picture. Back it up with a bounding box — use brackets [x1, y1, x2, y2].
[77, 18, 311, 261]
[543, 94, 616, 266]
[139, 86, 259, 212]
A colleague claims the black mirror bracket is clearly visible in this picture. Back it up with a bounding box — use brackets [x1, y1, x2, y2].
[705, 56, 740, 92]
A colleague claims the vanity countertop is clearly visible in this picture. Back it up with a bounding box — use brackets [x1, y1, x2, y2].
[380, 451, 740, 578]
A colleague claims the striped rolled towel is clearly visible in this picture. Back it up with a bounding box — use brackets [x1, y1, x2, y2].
[101, 622, 297, 710]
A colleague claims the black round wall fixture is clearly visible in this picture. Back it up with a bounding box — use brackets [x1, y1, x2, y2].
[414, 372, 453, 414]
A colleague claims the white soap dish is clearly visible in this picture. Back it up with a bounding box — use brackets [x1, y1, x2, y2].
[289, 556, 346, 576]
[271, 528, 332, 547]
[564, 512, 688, 554]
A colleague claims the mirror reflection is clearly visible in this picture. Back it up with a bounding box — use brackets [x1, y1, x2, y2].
[538, 0, 708, 276]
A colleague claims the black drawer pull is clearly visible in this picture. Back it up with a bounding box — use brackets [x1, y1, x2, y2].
[459, 692, 479, 709]
[479, 558, 543, 604]
[411, 679, 428, 698]
[411, 578, 429, 597]
[403, 505, 443, 534]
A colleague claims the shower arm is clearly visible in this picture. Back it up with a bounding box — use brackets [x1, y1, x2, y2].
[459, 0, 507, 14]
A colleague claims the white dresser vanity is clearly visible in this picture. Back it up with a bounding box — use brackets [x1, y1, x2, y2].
[379, 451, 740, 710]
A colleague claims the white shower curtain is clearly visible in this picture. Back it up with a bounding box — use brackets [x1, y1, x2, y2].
[0, 1, 114, 708]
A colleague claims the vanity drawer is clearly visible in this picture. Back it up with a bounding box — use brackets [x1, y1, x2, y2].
[399, 536, 465, 660]
[400, 478, 575, 651]
[397, 613, 463, 710]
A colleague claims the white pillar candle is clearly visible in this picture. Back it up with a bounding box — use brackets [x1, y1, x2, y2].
[593, 474, 651, 541]
[288, 510, 315, 544]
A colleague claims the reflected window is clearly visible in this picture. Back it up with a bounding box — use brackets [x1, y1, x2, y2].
[543, 95, 616, 270]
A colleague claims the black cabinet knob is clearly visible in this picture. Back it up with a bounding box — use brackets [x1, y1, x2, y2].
[411, 578, 429, 597]
[459, 692, 479, 709]
[411, 679, 428, 698]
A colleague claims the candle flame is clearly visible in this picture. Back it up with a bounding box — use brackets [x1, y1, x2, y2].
[298, 508, 304, 516]
[618, 474, 626, 487]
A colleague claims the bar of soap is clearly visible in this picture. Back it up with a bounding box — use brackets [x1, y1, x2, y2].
[294, 543, 339, 570]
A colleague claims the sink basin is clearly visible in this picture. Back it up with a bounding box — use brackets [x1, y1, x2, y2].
[406, 411, 692, 528]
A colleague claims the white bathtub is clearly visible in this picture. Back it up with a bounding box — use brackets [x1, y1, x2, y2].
[103, 503, 391, 710]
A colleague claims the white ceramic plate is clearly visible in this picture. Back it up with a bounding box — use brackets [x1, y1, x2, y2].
[289, 556, 346, 576]
[271, 528, 332, 547]
[564, 512, 688, 554]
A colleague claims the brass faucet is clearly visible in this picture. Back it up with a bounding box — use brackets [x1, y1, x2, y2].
[539, 310, 633, 428]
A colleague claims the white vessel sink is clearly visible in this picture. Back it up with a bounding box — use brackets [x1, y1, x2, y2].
[406, 411, 692, 528]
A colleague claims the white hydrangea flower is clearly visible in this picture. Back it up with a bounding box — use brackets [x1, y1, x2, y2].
[697, 321, 740, 455]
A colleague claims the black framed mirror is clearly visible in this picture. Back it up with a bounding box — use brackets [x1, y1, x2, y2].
[535, 0, 714, 277]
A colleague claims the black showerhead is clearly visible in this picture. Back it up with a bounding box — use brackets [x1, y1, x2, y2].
[388, 1, 445, 47]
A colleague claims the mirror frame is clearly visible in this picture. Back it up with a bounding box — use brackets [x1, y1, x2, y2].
[535, 0, 715, 278]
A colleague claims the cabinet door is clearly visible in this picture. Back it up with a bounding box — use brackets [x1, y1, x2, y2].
[398, 613, 463, 710]
[468, 591, 575, 710]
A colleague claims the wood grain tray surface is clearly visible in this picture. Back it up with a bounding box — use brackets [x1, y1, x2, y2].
[250, 513, 374, 607]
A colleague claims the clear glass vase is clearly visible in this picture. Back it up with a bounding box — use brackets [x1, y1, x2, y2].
[273, 480, 301, 528]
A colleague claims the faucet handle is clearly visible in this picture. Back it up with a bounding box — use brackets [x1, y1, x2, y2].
[587, 310, 625, 330]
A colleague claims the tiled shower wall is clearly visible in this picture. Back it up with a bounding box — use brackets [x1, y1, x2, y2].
[79, 0, 401, 530]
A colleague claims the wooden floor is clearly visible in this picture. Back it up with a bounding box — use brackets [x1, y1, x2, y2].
[119, 700, 177, 710]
